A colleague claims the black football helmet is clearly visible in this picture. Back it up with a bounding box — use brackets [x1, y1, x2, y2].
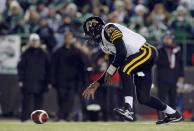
[83, 16, 105, 41]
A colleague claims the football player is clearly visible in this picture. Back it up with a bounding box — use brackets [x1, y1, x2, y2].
[82, 16, 182, 124]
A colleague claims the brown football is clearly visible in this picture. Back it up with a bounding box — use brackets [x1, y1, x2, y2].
[31, 110, 49, 124]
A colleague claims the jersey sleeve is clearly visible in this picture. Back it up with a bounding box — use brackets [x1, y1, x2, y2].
[104, 24, 123, 44]
[103, 24, 127, 76]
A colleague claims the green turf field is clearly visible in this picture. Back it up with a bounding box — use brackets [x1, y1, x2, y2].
[0, 121, 194, 131]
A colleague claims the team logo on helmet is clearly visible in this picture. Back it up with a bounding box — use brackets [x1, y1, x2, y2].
[86, 19, 99, 32]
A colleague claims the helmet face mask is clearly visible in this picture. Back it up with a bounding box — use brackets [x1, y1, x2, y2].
[83, 16, 105, 42]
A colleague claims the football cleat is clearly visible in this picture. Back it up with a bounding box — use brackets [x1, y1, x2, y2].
[156, 111, 182, 124]
[113, 103, 134, 121]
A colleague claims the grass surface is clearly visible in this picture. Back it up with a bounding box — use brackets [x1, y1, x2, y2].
[0, 121, 194, 131]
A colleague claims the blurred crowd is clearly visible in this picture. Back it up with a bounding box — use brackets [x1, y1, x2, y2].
[1, 0, 194, 44]
[0, 0, 194, 121]
[1, 0, 194, 63]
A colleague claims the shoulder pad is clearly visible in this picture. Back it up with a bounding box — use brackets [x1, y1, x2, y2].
[104, 24, 123, 43]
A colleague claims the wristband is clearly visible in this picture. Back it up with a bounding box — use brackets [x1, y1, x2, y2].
[106, 64, 117, 76]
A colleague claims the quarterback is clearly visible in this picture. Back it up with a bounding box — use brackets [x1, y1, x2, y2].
[82, 16, 182, 124]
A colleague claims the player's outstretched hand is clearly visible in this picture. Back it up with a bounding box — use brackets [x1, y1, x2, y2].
[82, 82, 100, 100]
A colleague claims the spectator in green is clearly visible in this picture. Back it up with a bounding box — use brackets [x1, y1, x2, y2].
[24, 6, 40, 33]
[169, 5, 193, 41]
[10, 19, 27, 34]
[47, 7, 62, 32]
[147, 3, 170, 25]
[4, 1, 24, 30]
[113, 0, 126, 23]
[149, 17, 168, 43]
[129, 4, 149, 36]
[2, 0, 14, 19]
